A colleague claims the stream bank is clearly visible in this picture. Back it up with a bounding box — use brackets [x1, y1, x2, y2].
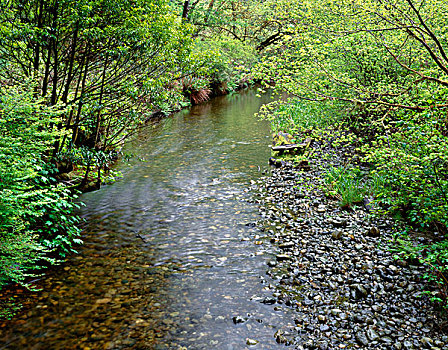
[254, 133, 448, 349]
[1, 89, 446, 349]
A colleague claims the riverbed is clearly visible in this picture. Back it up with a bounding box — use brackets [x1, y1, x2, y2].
[1, 90, 297, 349]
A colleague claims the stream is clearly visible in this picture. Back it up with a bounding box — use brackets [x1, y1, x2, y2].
[1, 89, 297, 349]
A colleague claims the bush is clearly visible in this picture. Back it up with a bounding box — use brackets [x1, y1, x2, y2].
[0, 84, 81, 288]
[365, 112, 448, 231]
[363, 111, 448, 308]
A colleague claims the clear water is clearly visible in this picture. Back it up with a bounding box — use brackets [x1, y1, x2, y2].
[1, 90, 296, 349]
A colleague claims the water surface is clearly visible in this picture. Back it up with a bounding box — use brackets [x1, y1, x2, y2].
[1, 90, 296, 349]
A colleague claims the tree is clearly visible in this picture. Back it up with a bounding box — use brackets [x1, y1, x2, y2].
[255, 0, 448, 114]
[0, 0, 195, 152]
[0, 0, 202, 289]
[172, 0, 292, 50]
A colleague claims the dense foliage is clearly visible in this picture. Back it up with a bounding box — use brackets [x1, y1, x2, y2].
[0, 0, 200, 152]
[255, 0, 448, 308]
[0, 83, 81, 287]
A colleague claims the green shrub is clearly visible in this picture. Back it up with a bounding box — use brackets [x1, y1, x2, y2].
[0, 83, 81, 288]
[365, 112, 448, 231]
[364, 111, 448, 308]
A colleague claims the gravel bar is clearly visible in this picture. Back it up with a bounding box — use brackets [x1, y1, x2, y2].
[253, 134, 448, 349]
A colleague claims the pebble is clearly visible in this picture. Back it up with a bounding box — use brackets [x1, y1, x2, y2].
[246, 338, 259, 346]
[331, 230, 343, 240]
[232, 316, 247, 324]
[276, 254, 292, 261]
[256, 140, 447, 349]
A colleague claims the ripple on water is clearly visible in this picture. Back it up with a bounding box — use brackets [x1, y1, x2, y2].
[0, 90, 296, 349]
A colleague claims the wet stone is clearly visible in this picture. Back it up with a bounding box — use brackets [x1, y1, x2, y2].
[354, 284, 369, 299]
[320, 324, 330, 332]
[331, 230, 343, 240]
[403, 340, 414, 349]
[261, 297, 277, 305]
[368, 227, 380, 237]
[276, 254, 292, 261]
[317, 315, 326, 323]
[421, 337, 433, 348]
[279, 242, 294, 249]
[246, 338, 259, 346]
[232, 316, 248, 324]
[393, 342, 403, 350]
[356, 332, 369, 347]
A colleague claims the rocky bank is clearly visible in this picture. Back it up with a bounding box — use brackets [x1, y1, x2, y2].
[252, 134, 448, 349]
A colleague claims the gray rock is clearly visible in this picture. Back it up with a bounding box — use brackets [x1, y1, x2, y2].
[382, 337, 393, 344]
[320, 324, 330, 332]
[372, 304, 382, 312]
[368, 227, 380, 237]
[403, 340, 414, 349]
[261, 297, 276, 305]
[367, 327, 380, 341]
[329, 218, 347, 227]
[232, 316, 247, 324]
[330, 309, 342, 316]
[355, 331, 369, 347]
[354, 284, 369, 299]
[279, 242, 294, 249]
[393, 342, 403, 350]
[276, 254, 292, 261]
[434, 340, 444, 347]
[274, 330, 289, 344]
[332, 230, 343, 240]
[421, 337, 433, 348]
[317, 315, 326, 323]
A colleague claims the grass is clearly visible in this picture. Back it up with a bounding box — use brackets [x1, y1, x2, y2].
[324, 165, 385, 208]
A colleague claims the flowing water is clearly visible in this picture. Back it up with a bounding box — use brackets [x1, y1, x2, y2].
[1, 90, 297, 349]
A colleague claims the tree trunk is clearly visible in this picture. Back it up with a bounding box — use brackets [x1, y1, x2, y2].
[94, 52, 109, 149]
[182, 1, 189, 20]
[33, 0, 45, 75]
[72, 48, 90, 146]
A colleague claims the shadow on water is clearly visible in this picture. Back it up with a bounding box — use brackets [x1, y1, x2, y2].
[1, 89, 297, 349]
